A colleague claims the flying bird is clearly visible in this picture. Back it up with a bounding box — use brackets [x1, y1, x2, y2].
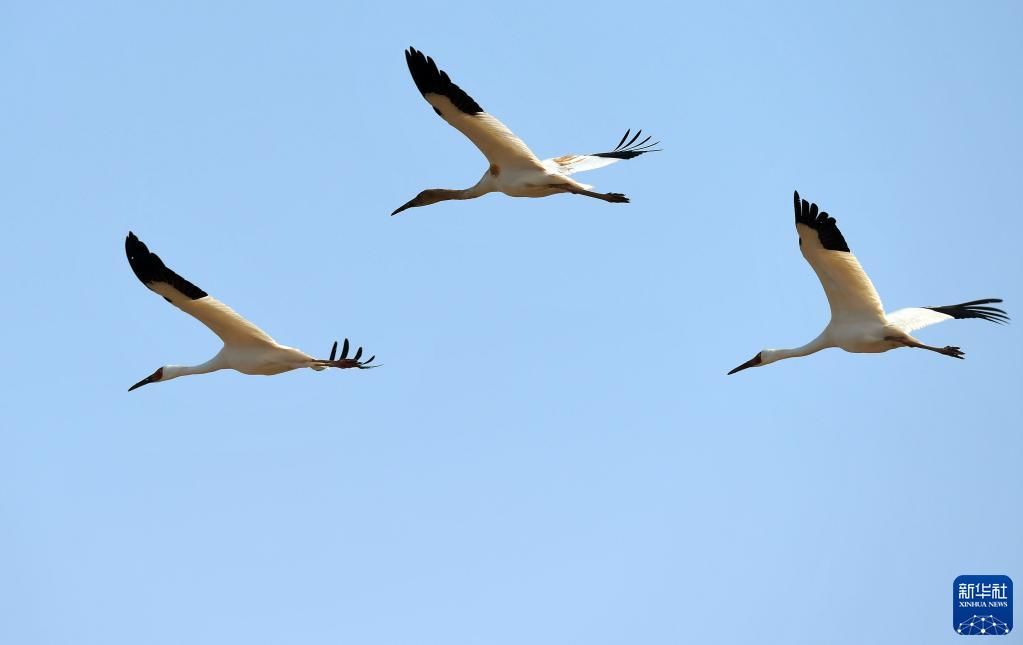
[125, 232, 376, 391]
[728, 192, 1009, 374]
[392, 46, 660, 215]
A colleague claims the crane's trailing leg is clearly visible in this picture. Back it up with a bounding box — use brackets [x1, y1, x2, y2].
[314, 338, 378, 369]
[557, 186, 630, 204]
[885, 336, 965, 359]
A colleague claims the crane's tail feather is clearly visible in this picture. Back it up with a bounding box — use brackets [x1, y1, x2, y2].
[592, 128, 662, 160]
[925, 298, 1010, 324]
[315, 338, 379, 370]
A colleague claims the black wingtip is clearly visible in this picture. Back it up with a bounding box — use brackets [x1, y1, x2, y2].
[592, 129, 663, 160]
[615, 129, 631, 150]
[926, 299, 1010, 325]
[404, 46, 483, 115]
[125, 232, 152, 276]
[124, 233, 208, 299]
[331, 338, 378, 369]
[793, 191, 851, 253]
[125, 231, 144, 252]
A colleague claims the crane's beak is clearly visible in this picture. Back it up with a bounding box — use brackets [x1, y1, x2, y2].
[128, 368, 162, 392]
[727, 353, 762, 375]
[128, 375, 154, 391]
[391, 198, 417, 216]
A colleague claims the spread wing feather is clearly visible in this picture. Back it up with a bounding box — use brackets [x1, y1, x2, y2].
[405, 47, 544, 171]
[793, 191, 886, 323]
[887, 299, 1009, 333]
[543, 128, 661, 176]
[125, 232, 278, 347]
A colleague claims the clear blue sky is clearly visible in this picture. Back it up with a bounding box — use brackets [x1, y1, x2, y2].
[2, 1, 1021, 643]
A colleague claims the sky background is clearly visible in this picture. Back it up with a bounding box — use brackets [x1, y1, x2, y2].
[2, 1, 1021, 643]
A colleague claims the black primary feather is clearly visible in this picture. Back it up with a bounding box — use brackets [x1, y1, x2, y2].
[405, 47, 483, 115]
[925, 298, 1010, 324]
[592, 128, 661, 160]
[793, 191, 850, 253]
[125, 232, 208, 300]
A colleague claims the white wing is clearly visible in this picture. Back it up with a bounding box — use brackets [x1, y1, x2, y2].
[542, 129, 661, 176]
[887, 299, 1009, 333]
[884, 308, 952, 333]
[126, 233, 278, 347]
[405, 47, 544, 171]
[794, 192, 886, 323]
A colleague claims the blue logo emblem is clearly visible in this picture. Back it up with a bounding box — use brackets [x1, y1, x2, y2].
[954, 575, 1012, 635]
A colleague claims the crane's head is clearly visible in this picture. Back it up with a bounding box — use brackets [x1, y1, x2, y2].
[391, 189, 457, 216]
[128, 366, 165, 391]
[728, 348, 805, 374]
[727, 351, 764, 375]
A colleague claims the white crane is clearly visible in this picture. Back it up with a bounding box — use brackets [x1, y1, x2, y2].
[392, 47, 660, 215]
[728, 192, 1009, 374]
[125, 232, 376, 391]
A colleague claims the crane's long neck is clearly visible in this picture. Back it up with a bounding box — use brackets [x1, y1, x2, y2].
[393, 176, 497, 215]
[432, 188, 477, 202]
[765, 333, 832, 364]
[435, 179, 493, 202]
[164, 355, 227, 381]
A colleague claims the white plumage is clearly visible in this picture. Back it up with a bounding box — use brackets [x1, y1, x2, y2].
[392, 47, 660, 215]
[883, 307, 965, 334]
[728, 192, 1009, 374]
[125, 232, 376, 390]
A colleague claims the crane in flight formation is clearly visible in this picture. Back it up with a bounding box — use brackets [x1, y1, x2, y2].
[728, 192, 1009, 374]
[123, 48, 1009, 390]
[392, 47, 660, 216]
[125, 233, 376, 391]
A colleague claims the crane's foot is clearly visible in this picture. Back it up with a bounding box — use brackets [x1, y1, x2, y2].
[942, 346, 965, 359]
[561, 186, 630, 204]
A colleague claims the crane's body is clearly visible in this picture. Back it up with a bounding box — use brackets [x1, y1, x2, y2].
[171, 344, 317, 377]
[392, 47, 659, 215]
[125, 232, 375, 390]
[728, 192, 1008, 374]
